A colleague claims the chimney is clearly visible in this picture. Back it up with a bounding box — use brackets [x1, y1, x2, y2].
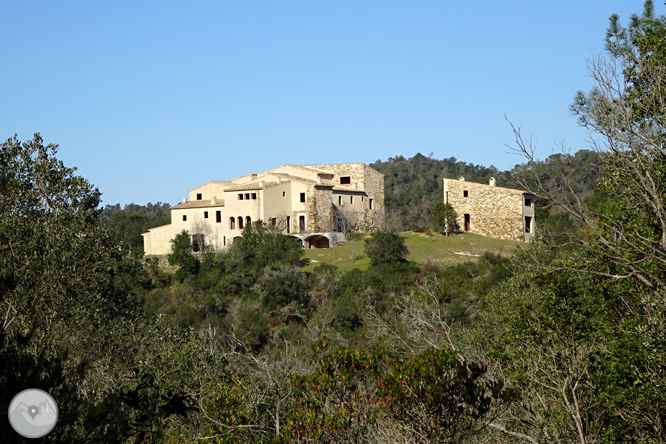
[182, 198, 187, 203]
[259, 180, 265, 188]
[212, 196, 217, 204]
[489, 177, 496, 187]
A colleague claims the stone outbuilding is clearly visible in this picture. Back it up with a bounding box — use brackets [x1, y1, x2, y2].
[142, 163, 384, 255]
[443, 177, 535, 241]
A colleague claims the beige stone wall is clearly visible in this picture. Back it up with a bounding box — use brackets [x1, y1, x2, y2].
[142, 224, 178, 255]
[305, 163, 385, 230]
[262, 181, 292, 224]
[188, 182, 232, 202]
[307, 186, 334, 232]
[223, 190, 261, 227]
[304, 163, 366, 189]
[363, 164, 384, 228]
[444, 178, 530, 241]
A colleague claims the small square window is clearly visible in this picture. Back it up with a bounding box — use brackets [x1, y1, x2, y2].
[204, 211, 208, 219]
[300, 193, 306, 203]
[463, 190, 469, 197]
[251, 193, 257, 200]
[340, 176, 351, 185]
[238, 194, 243, 200]
[182, 215, 187, 221]
[245, 193, 250, 200]
[196, 193, 202, 200]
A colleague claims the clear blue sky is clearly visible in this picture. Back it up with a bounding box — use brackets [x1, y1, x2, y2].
[1, 1, 657, 206]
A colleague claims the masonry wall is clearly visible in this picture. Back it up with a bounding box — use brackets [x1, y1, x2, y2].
[307, 185, 334, 232]
[304, 163, 366, 189]
[363, 164, 385, 227]
[444, 178, 526, 240]
[305, 163, 385, 230]
[142, 224, 177, 255]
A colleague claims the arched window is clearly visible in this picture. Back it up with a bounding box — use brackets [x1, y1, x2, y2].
[230, 217, 235, 230]
[246, 216, 251, 226]
[238, 216, 243, 230]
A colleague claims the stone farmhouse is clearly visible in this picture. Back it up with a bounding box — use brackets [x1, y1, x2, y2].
[142, 163, 385, 255]
[443, 177, 536, 241]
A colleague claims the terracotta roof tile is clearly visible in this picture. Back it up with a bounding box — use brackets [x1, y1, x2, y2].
[225, 182, 276, 192]
[171, 199, 225, 209]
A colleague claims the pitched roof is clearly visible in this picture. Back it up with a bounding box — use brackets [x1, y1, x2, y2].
[171, 199, 225, 209]
[188, 180, 233, 193]
[271, 164, 333, 175]
[225, 181, 277, 192]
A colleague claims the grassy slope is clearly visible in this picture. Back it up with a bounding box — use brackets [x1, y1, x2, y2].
[303, 232, 521, 272]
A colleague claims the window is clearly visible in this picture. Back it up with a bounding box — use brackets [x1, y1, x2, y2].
[223, 236, 226, 246]
[216, 211, 221, 223]
[286, 216, 291, 233]
[251, 193, 257, 200]
[299, 215, 305, 230]
[525, 216, 532, 233]
[350, 196, 353, 204]
[192, 234, 204, 252]
[246, 216, 251, 226]
[238, 217, 243, 230]
[338, 196, 342, 205]
[340, 176, 351, 185]
[283, 191, 286, 197]
[463, 190, 469, 197]
[238, 194, 244, 200]
[182, 215, 187, 221]
[196, 193, 202, 200]
[230, 217, 235, 229]
[464, 214, 470, 232]
[369, 198, 373, 210]
[245, 193, 250, 200]
[204, 211, 208, 219]
[300, 192, 305, 203]
[525, 197, 532, 207]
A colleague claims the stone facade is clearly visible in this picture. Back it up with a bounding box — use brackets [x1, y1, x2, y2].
[443, 177, 535, 241]
[142, 163, 385, 255]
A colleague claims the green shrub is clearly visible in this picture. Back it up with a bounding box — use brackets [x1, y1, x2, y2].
[333, 295, 363, 331]
[235, 306, 269, 352]
[259, 265, 312, 311]
[365, 228, 409, 267]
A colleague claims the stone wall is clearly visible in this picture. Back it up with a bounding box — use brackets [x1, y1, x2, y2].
[307, 185, 335, 232]
[444, 178, 529, 241]
[304, 163, 385, 231]
[363, 164, 384, 228]
[303, 163, 367, 189]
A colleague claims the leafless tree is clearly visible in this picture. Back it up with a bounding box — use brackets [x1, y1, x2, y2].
[505, 49, 666, 294]
[333, 204, 362, 236]
[191, 215, 215, 252]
